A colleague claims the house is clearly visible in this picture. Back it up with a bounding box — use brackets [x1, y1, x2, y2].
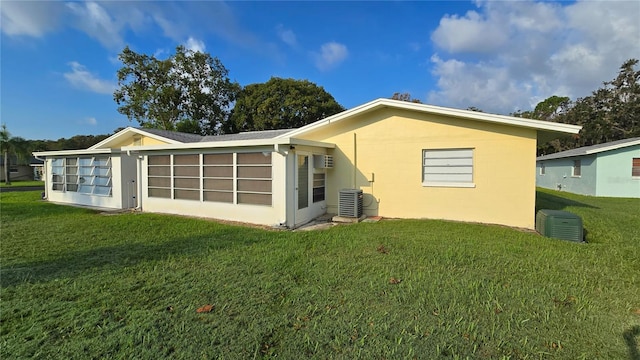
[33, 98, 580, 229]
[0, 155, 35, 181]
[29, 157, 44, 180]
[536, 137, 640, 198]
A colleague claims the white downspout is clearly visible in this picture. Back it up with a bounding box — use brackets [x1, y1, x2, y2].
[353, 133, 357, 189]
[136, 155, 143, 210]
[34, 155, 47, 200]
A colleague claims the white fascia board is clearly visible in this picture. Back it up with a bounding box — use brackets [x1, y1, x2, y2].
[121, 137, 334, 152]
[275, 100, 383, 138]
[584, 139, 640, 154]
[88, 127, 182, 150]
[279, 98, 582, 138]
[289, 138, 335, 148]
[33, 148, 118, 157]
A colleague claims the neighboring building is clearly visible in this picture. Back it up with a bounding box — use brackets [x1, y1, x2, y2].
[0, 155, 34, 181]
[30, 157, 45, 181]
[536, 137, 640, 198]
[33, 98, 580, 229]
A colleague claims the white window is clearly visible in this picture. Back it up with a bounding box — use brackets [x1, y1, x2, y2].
[51, 156, 112, 196]
[422, 148, 474, 187]
[148, 152, 273, 206]
[236, 152, 272, 206]
[633, 158, 640, 178]
[540, 163, 545, 175]
[313, 172, 326, 203]
[572, 160, 581, 177]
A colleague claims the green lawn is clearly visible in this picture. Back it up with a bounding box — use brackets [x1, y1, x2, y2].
[0, 180, 44, 188]
[1, 189, 638, 359]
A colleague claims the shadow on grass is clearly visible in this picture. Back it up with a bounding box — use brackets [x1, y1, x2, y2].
[625, 325, 640, 360]
[0, 227, 268, 288]
[535, 190, 599, 212]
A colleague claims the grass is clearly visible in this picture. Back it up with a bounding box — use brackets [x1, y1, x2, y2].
[0, 180, 44, 188]
[1, 188, 638, 359]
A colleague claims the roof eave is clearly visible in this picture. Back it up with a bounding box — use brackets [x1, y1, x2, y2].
[278, 98, 582, 139]
[121, 137, 334, 152]
[88, 127, 183, 150]
[33, 148, 119, 157]
[584, 139, 640, 154]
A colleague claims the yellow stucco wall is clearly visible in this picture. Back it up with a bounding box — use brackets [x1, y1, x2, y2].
[110, 135, 170, 148]
[297, 108, 538, 229]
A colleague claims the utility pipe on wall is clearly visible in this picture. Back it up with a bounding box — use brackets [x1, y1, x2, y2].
[353, 133, 357, 189]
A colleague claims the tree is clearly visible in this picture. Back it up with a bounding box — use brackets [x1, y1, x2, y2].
[390, 92, 422, 103]
[0, 125, 30, 185]
[114, 46, 240, 135]
[533, 95, 570, 121]
[517, 59, 639, 155]
[228, 77, 344, 133]
[0, 124, 11, 185]
[562, 59, 640, 147]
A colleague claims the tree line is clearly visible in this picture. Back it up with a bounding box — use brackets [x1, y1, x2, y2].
[513, 59, 639, 155]
[113, 46, 344, 136]
[2, 45, 637, 174]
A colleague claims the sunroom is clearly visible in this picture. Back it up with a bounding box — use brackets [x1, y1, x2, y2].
[35, 148, 137, 210]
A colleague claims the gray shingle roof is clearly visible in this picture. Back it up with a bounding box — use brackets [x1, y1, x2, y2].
[537, 137, 640, 161]
[138, 128, 294, 143]
[138, 128, 205, 143]
[201, 129, 294, 142]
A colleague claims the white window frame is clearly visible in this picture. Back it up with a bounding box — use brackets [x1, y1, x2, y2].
[572, 159, 581, 177]
[50, 156, 112, 196]
[422, 148, 475, 188]
[632, 158, 640, 179]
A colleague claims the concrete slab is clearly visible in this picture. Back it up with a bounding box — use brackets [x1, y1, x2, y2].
[331, 214, 368, 223]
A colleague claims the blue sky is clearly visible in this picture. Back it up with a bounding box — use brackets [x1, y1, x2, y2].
[1, 1, 638, 141]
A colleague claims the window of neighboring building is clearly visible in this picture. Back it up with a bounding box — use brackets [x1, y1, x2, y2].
[9, 167, 18, 173]
[633, 158, 640, 178]
[422, 148, 474, 187]
[572, 160, 581, 177]
[540, 163, 545, 175]
[51, 156, 112, 196]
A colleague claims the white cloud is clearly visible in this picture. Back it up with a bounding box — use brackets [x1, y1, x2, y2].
[66, 2, 123, 50]
[185, 37, 206, 53]
[431, 10, 507, 54]
[86, 117, 98, 126]
[276, 24, 297, 47]
[428, 0, 640, 114]
[65, 1, 148, 50]
[313, 42, 349, 71]
[64, 62, 116, 94]
[0, 1, 63, 37]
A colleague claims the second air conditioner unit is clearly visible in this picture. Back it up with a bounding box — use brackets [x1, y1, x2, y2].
[338, 189, 363, 218]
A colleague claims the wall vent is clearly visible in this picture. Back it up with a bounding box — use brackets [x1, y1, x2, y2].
[338, 189, 363, 218]
[535, 209, 584, 242]
[313, 155, 333, 169]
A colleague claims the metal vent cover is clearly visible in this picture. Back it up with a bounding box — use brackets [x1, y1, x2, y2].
[338, 189, 363, 218]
